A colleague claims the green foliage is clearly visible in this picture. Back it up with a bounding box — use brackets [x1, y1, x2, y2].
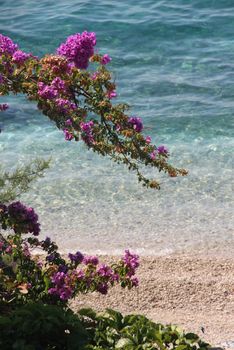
[80, 308, 210, 350]
[0, 303, 89, 350]
[0, 305, 210, 350]
[0, 158, 50, 203]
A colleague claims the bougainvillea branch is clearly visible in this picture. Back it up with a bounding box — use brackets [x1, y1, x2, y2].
[0, 201, 139, 309]
[0, 32, 187, 188]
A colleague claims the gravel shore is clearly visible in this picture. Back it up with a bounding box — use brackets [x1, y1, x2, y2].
[70, 253, 234, 348]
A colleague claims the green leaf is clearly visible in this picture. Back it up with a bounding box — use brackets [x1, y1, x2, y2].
[79, 307, 97, 320]
[43, 275, 50, 291]
[116, 338, 134, 348]
[185, 333, 199, 342]
[175, 345, 188, 350]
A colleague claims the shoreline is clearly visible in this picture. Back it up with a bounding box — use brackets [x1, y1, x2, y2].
[70, 253, 234, 348]
[54, 237, 234, 259]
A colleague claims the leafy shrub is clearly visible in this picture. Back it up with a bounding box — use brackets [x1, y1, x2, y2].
[80, 308, 210, 350]
[0, 303, 89, 350]
[0, 303, 209, 350]
[0, 304, 210, 350]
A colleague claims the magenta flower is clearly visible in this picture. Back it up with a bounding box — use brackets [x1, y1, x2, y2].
[57, 31, 96, 69]
[107, 90, 117, 99]
[65, 119, 73, 126]
[76, 269, 85, 280]
[91, 72, 99, 80]
[59, 288, 73, 300]
[122, 250, 139, 277]
[80, 121, 94, 144]
[38, 82, 58, 100]
[128, 116, 143, 133]
[7, 201, 40, 236]
[56, 98, 76, 113]
[145, 136, 151, 144]
[0, 103, 9, 111]
[48, 271, 75, 301]
[150, 150, 157, 160]
[51, 77, 66, 91]
[130, 276, 139, 287]
[5, 246, 12, 254]
[83, 255, 99, 266]
[63, 128, 73, 141]
[68, 251, 84, 264]
[111, 273, 120, 282]
[12, 50, 31, 64]
[97, 264, 113, 278]
[51, 77, 68, 97]
[157, 145, 168, 154]
[101, 54, 111, 65]
[51, 272, 66, 285]
[0, 34, 18, 56]
[123, 250, 139, 270]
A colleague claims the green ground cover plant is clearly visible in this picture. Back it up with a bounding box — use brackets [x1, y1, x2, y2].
[0, 304, 210, 350]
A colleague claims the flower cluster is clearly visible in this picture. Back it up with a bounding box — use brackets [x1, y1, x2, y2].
[48, 272, 73, 301]
[51, 76, 66, 91]
[157, 145, 168, 154]
[55, 98, 76, 114]
[48, 250, 139, 300]
[150, 145, 169, 160]
[38, 77, 72, 111]
[0, 201, 40, 236]
[122, 249, 139, 286]
[12, 50, 31, 64]
[57, 31, 96, 69]
[68, 251, 84, 264]
[38, 82, 58, 100]
[0, 34, 18, 55]
[83, 255, 99, 265]
[80, 121, 94, 144]
[0, 34, 32, 72]
[128, 116, 143, 133]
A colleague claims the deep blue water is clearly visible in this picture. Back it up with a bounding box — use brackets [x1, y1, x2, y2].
[0, 0, 233, 255]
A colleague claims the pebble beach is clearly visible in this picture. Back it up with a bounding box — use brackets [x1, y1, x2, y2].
[71, 253, 234, 348]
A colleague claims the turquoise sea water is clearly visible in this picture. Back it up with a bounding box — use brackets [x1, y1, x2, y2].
[0, 0, 233, 255]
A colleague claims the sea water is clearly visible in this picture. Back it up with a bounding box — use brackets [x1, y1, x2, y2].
[0, 0, 233, 255]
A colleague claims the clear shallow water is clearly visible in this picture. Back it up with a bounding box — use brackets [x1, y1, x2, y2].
[0, 0, 233, 255]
